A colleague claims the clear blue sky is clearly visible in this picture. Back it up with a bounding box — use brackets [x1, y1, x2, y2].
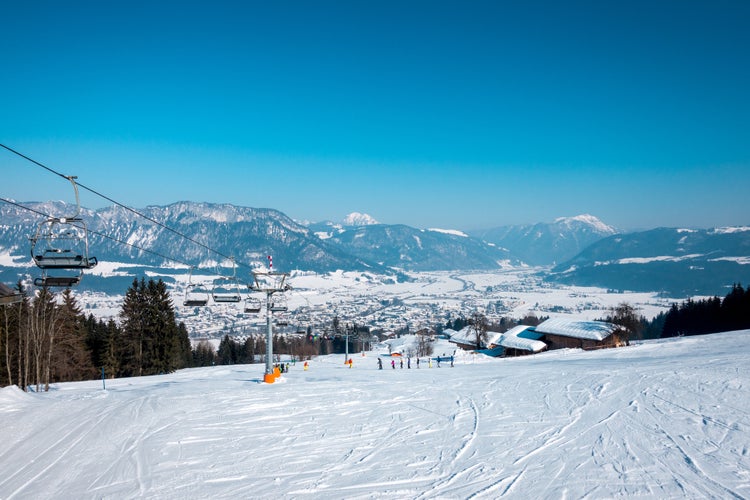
[2, 0, 748, 230]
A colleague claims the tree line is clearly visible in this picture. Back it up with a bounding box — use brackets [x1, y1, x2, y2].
[598, 283, 750, 340]
[0, 277, 193, 391]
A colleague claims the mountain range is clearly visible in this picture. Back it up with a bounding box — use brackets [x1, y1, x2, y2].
[1, 200, 748, 296]
[548, 227, 750, 296]
[468, 214, 618, 265]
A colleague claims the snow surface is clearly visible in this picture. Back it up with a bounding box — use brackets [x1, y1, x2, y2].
[553, 214, 617, 234]
[2, 332, 749, 499]
[343, 212, 379, 226]
[711, 226, 750, 234]
[426, 228, 469, 238]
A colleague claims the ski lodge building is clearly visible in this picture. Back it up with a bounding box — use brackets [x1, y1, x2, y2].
[448, 318, 623, 357]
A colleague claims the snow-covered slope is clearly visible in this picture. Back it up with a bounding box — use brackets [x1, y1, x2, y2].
[1, 331, 748, 498]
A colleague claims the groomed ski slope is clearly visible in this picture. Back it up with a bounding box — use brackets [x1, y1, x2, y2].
[1, 331, 749, 499]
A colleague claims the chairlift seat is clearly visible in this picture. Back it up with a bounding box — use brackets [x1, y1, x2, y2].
[34, 254, 97, 269]
[34, 276, 81, 287]
[184, 299, 209, 307]
[213, 294, 242, 303]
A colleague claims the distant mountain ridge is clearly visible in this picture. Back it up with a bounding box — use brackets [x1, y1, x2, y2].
[0, 202, 514, 278]
[317, 223, 514, 271]
[0, 201, 382, 277]
[469, 214, 618, 265]
[3, 201, 747, 296]
[548, 227, 750, 296]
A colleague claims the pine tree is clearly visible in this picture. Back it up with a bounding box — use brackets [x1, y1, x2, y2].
[51, 290, 95, 383]
[119, 278, 146, 377]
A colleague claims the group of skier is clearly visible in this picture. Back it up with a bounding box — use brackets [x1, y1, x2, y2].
[377, 354, 454, 370]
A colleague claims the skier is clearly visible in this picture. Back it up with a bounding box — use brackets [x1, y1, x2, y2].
[400, 358, 404, 369]
[378, 358, 383, 370]
[416, 358, 420, 368]
[391, 359, 396, 369]
[407, 357, 411, 369]
[450, 355, 454, 367]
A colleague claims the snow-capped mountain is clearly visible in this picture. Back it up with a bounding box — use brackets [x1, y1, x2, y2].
[548, 227, 750, 296]
[0, 202, 384, 283]
[342, 212, 379, 227]
[469, 214, 618, 265]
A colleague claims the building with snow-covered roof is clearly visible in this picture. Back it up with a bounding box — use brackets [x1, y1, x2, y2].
[535, 317, 623, 350]
[448, 326, 483, 350]
[487, 325, 547, 357]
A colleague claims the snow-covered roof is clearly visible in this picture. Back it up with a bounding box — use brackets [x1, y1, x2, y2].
[497, 335, 547, 353]
[487, 325, 547, 353]
[448, 326, 481, 347]
[504, 325, 544, 341]
[536, 318, 618, 341]
[442, 328, 459, 338]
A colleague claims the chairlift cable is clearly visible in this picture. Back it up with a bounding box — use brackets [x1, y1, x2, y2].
[1, 198, 192, 268]
[1, 143, 250, 270]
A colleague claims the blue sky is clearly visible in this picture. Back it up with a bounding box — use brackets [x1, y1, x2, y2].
[2, 0, 748, 230]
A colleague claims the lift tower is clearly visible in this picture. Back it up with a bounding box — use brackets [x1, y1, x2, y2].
[249, 269, 291, 383]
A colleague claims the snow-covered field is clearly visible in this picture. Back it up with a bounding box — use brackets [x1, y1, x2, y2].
[2, 332, 749, 499]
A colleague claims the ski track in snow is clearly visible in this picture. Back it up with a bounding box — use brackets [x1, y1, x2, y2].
[1, 333, 750, 498]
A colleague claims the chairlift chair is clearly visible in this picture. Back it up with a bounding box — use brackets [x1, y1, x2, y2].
[244, 296, 262, 314]
[29, 176, 97, 287]
[211, 258, 243, 303]
[270, 293, 288, 312]
[294, 313, 310, 334]
[183, 268, 210, 307]
[275, 314, 289, 327]
[212, 281, 242, 303]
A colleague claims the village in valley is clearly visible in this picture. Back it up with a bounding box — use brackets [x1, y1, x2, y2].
[60, 265, 676, 363]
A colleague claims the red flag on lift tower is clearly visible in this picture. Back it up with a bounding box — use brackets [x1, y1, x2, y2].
[267, 255, 272, 270]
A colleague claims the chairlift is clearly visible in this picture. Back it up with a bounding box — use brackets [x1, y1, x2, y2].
[30, 176, 97, 287]
[244, 296, 262, 314]
[294, 313, 310, 334]
[275, 313, 289, 327]
[183, 267, 210, 307]
[211, 258, 242, 303]
[270, 293, 288, 312]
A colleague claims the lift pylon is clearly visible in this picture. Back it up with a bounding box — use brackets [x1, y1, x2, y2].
[249, 269, 291, 383]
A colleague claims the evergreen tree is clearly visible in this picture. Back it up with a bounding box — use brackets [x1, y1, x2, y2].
[51, 290, 95, 383]
[192, 340, 216, 367]
[176, 322, 192, 369]
[217, 335, 236, 365]
[118, 277, 183, 377]
[119, 278, 146, 376]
